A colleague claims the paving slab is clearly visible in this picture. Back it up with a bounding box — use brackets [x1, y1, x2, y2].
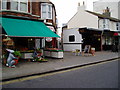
[1, 51, 119, 80]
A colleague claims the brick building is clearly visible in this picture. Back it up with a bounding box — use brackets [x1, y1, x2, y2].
[0, 0, 59, 49]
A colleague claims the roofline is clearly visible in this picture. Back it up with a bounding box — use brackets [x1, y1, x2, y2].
[85, 10, 120, 22]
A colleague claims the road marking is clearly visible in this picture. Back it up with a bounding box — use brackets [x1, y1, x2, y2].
[1, 59, 119, 85]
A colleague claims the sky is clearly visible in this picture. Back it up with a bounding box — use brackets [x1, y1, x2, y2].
[50, 0, 99, 35]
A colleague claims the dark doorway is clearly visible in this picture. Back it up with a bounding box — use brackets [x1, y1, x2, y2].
[80, 29, 102, 51]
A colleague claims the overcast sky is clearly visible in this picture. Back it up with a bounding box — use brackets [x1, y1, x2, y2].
[50, 0, 99, 35]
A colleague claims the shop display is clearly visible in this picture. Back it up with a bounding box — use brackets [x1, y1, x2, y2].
[44, 48, 64, 59]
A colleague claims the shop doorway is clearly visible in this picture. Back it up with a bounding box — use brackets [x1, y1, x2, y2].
[82, 33, 101, 51]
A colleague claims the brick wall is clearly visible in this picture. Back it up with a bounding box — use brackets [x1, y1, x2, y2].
[0, 1, 57, 30]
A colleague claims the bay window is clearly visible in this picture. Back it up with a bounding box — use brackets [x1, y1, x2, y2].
[41, 3, 52, 19]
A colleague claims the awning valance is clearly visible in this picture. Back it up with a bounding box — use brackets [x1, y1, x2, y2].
[0, 17, 60, 38]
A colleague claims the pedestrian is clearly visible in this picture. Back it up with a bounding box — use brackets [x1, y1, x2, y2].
[6, 49, 17, 68]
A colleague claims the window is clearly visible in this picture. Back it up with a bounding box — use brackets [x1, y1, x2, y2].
[20, 0, 28, 12]
[103, 19, 109, 29]
[69, 35, 75, 42]
[10, 0, 28, 12]
[105, 36, 112, 45]
[1, 0, 7, 10]
[11, 0, 18, 10]
[41, 3, 52, 19]
[116, 22, 120, 30]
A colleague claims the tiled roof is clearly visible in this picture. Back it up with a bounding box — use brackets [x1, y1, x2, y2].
[86, 10, 120, 22]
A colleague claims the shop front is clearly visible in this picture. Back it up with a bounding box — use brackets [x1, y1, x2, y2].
[1, 16, 61, 62]
[79, 28, 102, 51]
[79, 28, 119, 51]
[112, 32, 120, 52]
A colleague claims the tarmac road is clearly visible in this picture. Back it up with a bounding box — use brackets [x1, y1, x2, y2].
[2, 59, 119, 88]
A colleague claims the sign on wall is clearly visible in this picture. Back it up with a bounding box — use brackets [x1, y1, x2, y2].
[47, 26, 55, 32]
[46, 37, 52, 42]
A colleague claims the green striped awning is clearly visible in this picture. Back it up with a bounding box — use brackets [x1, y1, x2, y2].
[0, 17, 60, 37]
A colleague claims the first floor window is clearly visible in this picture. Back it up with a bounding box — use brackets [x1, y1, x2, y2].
[41, 3, 52, 19]
[11, 0, 18, 10]
[2, 0, 7, 10]
[116, 22, 120, 30]
[69, 35, 75, 42]
[10, 0, 28, 12]
[20, 0, 28, 12]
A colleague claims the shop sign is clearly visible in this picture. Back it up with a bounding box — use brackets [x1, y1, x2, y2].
[57, 38, 61, 41]
[47, 26, 55, 32]
[46, 37, 52, 42]
[114, 33, 120, 36]
[79, 30, 85, 33]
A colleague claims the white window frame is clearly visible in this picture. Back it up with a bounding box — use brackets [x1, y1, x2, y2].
[116, 22, 120, 31]
[1, 0, 7, 10]
[10, 0, 28, 13]
[69, 35, 75, 42]
[103, 19, 109, 30]
[10, 0, 19, 11]
[41, 3, 52, 19]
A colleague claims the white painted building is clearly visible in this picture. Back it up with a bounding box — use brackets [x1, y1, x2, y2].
[93, 0, 120, 20]
[67, 4, 98, 29]
[63, 28, 82, 52]
[62, 2, 120, 51]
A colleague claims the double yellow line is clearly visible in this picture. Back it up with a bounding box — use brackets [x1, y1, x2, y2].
[1, 59, 119, 85]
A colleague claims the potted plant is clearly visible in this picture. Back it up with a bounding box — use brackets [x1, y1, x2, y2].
[13, 51, 21, 65]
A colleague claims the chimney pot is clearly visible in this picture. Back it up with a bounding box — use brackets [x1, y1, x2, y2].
[78, 2, 80, 6]
[83, 1, 85, 5]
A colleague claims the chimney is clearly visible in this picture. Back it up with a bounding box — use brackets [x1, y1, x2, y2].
[103, 7, 111, 17]
[77, 2, 85, 11]
[78, 2, 80, 6]
[83, 1, 85, 5]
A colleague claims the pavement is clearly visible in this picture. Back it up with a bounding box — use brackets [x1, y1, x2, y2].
[1, 51, 119, 81]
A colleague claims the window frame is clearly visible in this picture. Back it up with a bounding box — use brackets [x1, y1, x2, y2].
[20, 1, 28, 12]
[103, 19, 109, 30]
[116, 22, 120, 31]
[1, 0, 7, 10]
[10, 0, 28, 13]
[69, 35, 75, 42]
[41, 3, 52, 19]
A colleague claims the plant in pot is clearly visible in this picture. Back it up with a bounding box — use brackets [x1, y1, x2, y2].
[13, 51, 21, 65]
[36, 49, 43, 56]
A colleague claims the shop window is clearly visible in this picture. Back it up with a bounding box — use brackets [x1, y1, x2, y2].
[69, 35, 75, 42]
[28, 38, 35, 50]
[1, 0, 7, 10]
[105, 36, 112, 45]
[41, 3, 52, 19]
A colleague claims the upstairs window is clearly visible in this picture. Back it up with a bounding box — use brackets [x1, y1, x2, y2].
[41, 3, 52, 19]
[1, 0, 7, 10]
[116, 22, 120, 30]
[11, 0, 18, 10]
[10, 0, 28, 12]
[20, 0, 28, 12]
[69, 35, 75, 42]
[103, 19, 109, 30]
